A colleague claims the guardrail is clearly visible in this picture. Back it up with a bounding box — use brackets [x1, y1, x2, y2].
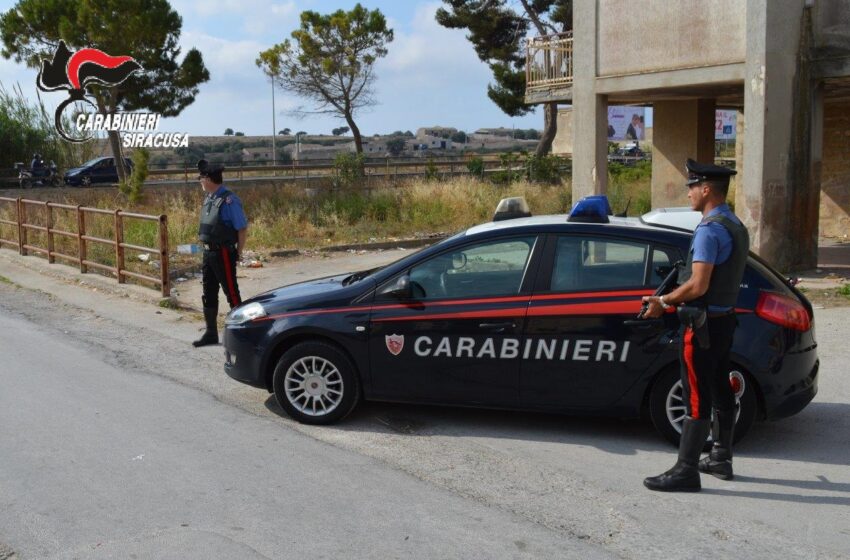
[144, 154, 506, 186]
[526, 32, 573, 91]
[0, 197, 169, 297]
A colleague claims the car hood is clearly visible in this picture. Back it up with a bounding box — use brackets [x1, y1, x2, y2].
[246, 273, 374, 313]
[65, 167, 85, 176]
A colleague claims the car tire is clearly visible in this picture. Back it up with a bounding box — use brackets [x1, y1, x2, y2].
[272, 341, 361, 425]
[81, 176, 91, 187]
[648, 365, 757, 447]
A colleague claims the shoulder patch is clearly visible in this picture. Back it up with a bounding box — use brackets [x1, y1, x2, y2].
[225, 196, 233, 204]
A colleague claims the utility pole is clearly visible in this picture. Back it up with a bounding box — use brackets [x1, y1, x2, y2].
[271, 79, 277, 174]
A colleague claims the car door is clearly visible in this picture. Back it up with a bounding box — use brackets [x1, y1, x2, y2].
[90, 158, 113, 183]
[520, 234, 678, 410]
[369, 235, 541, 407]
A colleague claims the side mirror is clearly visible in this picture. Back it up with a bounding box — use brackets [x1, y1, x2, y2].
[382, 274, 412, 299]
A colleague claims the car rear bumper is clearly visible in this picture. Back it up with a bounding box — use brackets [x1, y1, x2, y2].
[763, 356, 819, 420]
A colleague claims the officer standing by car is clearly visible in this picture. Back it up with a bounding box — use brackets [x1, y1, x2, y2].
[641, 158, 750, 492]
[193, 159, 248, 347]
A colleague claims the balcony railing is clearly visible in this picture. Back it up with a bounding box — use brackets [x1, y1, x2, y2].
[526, 32, 573, 91]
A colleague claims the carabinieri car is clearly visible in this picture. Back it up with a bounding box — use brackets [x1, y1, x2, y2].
[223, 196, 819, 444]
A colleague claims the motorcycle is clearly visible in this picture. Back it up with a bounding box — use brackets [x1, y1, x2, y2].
[16, 161, 62, 188]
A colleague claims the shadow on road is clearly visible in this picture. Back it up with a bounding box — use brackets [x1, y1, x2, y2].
[264, 396, 850, 469]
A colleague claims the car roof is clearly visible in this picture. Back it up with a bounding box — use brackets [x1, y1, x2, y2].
[464, 213, 697, 237]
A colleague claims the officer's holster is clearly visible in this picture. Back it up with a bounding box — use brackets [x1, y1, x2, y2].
[677, 305, 710, 349]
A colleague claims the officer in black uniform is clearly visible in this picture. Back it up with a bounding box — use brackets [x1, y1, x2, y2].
[193, 159, 248, 347]
[641, 159, 750, 492]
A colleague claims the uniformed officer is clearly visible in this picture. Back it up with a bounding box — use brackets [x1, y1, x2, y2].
[641, 158, 750, 492]
[193, 159, 248, 347]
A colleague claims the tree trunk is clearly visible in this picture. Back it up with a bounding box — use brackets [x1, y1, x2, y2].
[95, 91, 128, 183]
[346, 113, 363, 154]
[535, 102, 558, 156]
[107, 130, 128, 183]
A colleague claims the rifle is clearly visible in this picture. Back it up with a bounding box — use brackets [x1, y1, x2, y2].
[637, 261, 683, 319]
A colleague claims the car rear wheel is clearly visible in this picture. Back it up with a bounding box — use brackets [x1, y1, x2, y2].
[649, 365, 757, 447]
[272, 341, 360, 425]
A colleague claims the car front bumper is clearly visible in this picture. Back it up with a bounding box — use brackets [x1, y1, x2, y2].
[223, 325, 268, 390]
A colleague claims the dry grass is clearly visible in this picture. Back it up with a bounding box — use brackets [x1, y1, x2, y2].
[1, 171, 653, 254]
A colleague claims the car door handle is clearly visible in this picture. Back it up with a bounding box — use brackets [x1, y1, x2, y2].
[623, 319, 664, 329]
[479, 321, 516, 331]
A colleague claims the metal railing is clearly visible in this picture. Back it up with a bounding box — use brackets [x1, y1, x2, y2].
[143, 154, 507, 186]
[0, 197, 170, 297]
[526, 32, 573, 91]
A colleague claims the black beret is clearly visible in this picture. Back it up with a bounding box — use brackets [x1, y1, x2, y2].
[197, 159, 225, 176]
[685, 158, 736, 186]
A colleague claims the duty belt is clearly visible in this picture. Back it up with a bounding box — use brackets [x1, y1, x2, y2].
[203, 243, 235, 251]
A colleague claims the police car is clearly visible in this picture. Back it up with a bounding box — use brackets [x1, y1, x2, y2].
[223, 196, 818, 444]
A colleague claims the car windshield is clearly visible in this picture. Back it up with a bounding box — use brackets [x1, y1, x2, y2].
[340, 231, 467, 285]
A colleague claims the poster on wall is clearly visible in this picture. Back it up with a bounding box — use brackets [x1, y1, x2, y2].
[607, 107, 645, 141]
[716, 110, 737, 140]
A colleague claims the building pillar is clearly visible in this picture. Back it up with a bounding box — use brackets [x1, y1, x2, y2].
[571, 0, 608, 202]
[741, 0, 816, 271]
[650, 99, 716, 207]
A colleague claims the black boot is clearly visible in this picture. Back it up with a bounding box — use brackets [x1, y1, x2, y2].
[644, 417, 711, 492]
[193, 307, 219, 347]
[699, 408, 735, 480]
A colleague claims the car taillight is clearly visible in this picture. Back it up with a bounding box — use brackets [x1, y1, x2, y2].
[756, 291, 811, 331]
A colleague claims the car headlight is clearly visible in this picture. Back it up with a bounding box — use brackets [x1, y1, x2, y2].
[225, 302, 268, 325]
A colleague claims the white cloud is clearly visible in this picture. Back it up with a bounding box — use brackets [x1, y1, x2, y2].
[170, 0, 298, 36]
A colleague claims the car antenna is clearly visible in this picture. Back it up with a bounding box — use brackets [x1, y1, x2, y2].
[614, 198, 631, 218]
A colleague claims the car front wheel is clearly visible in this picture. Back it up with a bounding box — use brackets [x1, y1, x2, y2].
[80, 175, 92, 187]
[649, 365, 757, 447]
[272, 341, 360, 425]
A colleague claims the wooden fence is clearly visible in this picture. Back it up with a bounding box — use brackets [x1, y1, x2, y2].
[0, 197, 170, 296]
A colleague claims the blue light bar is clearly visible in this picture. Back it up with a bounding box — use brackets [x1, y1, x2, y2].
[567, 195, 612, 223]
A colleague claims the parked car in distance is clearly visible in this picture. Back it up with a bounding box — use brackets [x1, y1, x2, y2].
[608, 145, 649, 166]
[64, 157, 134, 187]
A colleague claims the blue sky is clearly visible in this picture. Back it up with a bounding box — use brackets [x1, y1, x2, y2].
[0, 0, 552, 136]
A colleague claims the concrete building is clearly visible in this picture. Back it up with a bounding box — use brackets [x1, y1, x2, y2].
[527, 0, 850, 271]
[416, 126, 457, 139]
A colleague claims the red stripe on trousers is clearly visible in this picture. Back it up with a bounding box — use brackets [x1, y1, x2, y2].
[221, 247, 240, 306]
[683, 327, 700, 419]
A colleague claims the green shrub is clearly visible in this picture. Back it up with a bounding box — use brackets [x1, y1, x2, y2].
[466, 156, 484, 178]
[425, 158, 439, 182]
[524, 154, 565, 184]
[120, 148, 149, 203]
[332, 152, 365, 188]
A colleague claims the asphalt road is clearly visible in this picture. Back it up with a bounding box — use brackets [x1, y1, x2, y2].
[0, 297, 607, 560]
[0, 249, 848, 559]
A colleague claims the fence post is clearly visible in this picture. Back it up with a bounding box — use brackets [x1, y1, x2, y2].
[77, 205, 87, 273]
[159, 214, 170, 297]
[18, 198, 27, 256]
[16, 198, 23, 255]
[184, 165, 188, 187]
[114, 209, 125, 283]
[46, 202, 55, 264]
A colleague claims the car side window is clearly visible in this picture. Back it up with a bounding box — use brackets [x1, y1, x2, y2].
[648, 246, 679, 287]
[551, 236, 648, 292]
[407, 236, 536, 299]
